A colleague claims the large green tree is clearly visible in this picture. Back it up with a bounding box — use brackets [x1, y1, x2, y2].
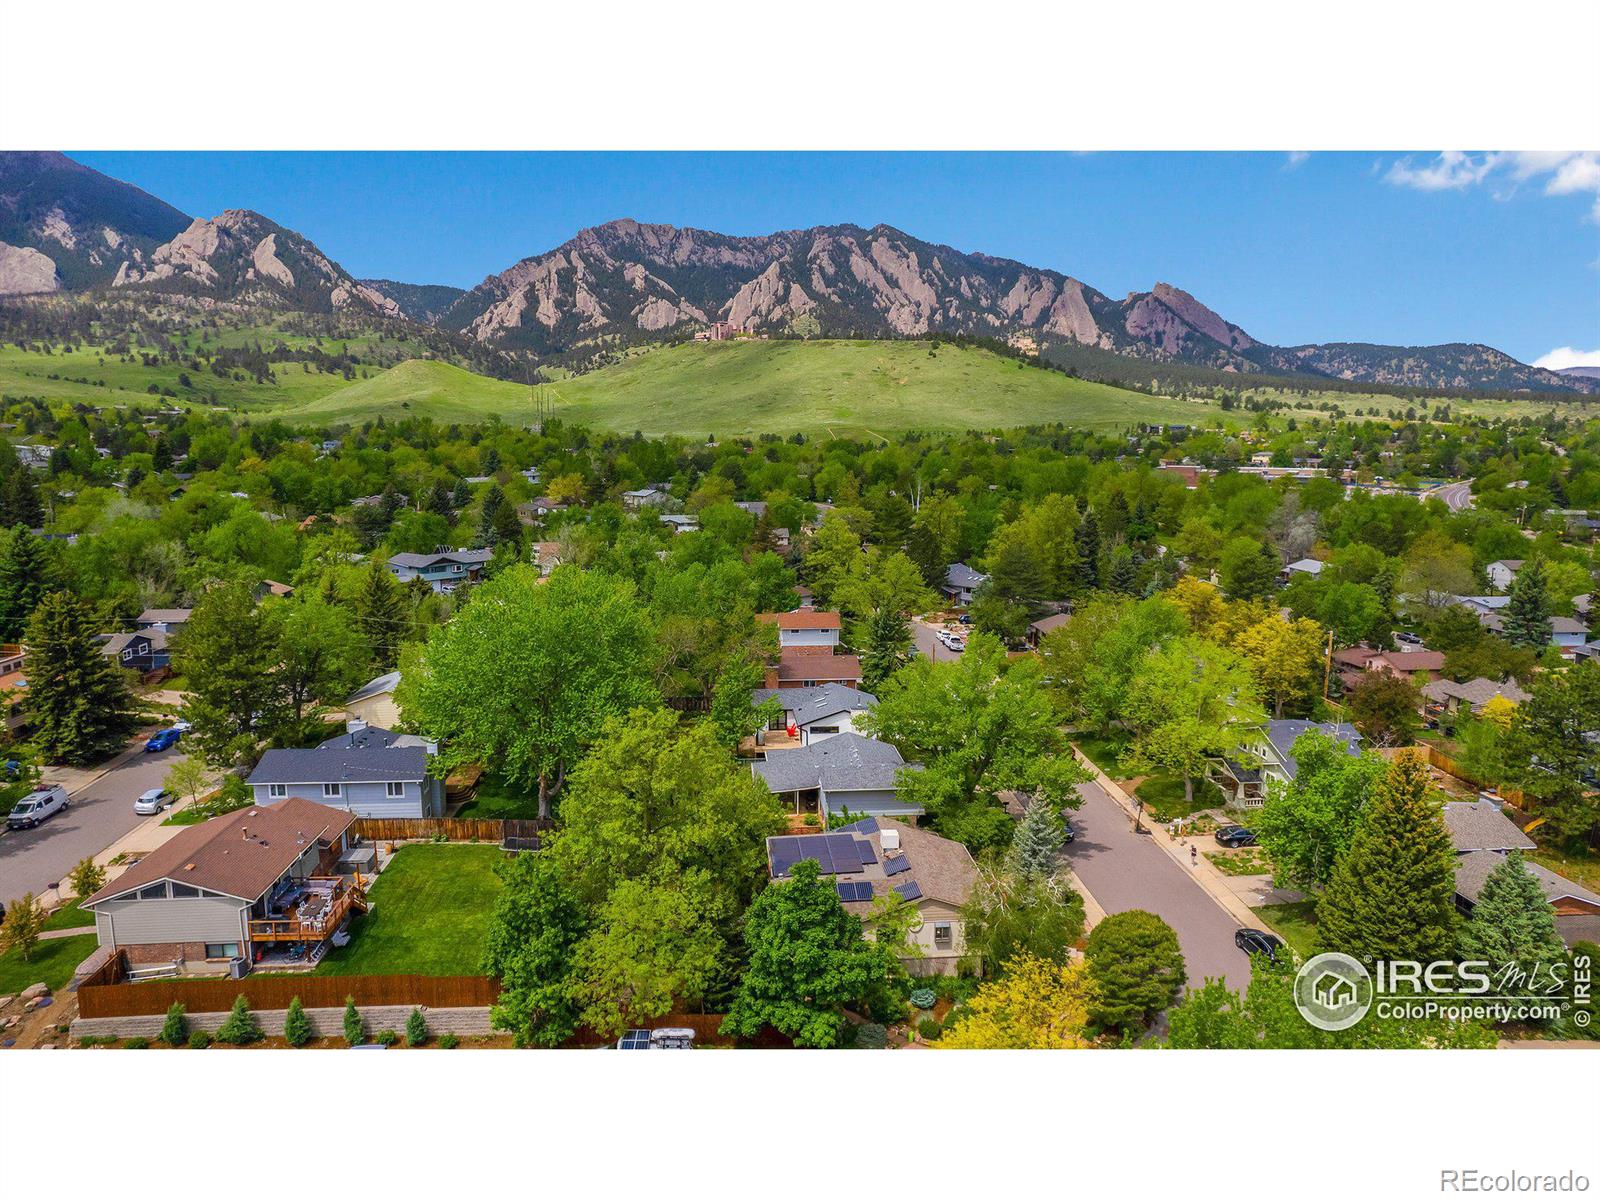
[354, 561, 410, 672]
[481, 853, 588, 1047]
[400, 566, 660, 818]
[22, 592, 138, 764]
[1083, 910, 1187, 1034]
[960, 866, 1084, 975]
[174, 583, 286, 768]
[1458, 851, 1567, 984]
[274, 598, 370, 732]
[721, 859, 902, 1047]
[1500, 558, 1553, 651]
[1315, 753, 1458, 964]
[0, 527, 57, 640]
[1253, 733, 1387, 890]
[1503, 661, 1600, 843]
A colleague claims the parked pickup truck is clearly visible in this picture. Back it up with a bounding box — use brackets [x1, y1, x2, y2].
[7, 784, 70, 830]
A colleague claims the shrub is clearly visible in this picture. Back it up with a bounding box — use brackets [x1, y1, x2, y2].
[909, 987, 937, 1010]
[160, 1002, 188, 1046]
[122, 1036, 150, 1049]
[375, 1028, 399, 1046]
[343, 996, 364, 1046]
[917, 1017, 943, 1041]
[215, 994, 263, 1045]
[437, 1033, 460, 1049]
[853, 1022, 887, 1049]
[187, 1029, 212, 1049]
[283, 997, 313, 1047]
[1084, 910, 1186, 1035]
[405, 1007, 428, 1047]
[77, 1035, 112, 1048]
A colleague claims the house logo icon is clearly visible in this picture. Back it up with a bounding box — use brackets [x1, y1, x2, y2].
[1294, 952, 1373, 1031]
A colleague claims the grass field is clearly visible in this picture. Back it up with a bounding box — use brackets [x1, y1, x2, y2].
[1254, 899, 1319, 961]
[42, 898, 95, 930]
[282, 340, 1214, 437]
[453, 772, 542, 820]
[0, 932, 97, 994]
[315, 844, 504, 977]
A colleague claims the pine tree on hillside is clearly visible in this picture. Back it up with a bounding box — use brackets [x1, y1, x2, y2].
[1073, 506, 1100, 591]
[1315, 752, 1458, 965]
[1010, 798, 1065, 880]
[0, 468, 44, 529]
[355, 561, 409, 671]
[1501, 559, 1552, 651]
[1458, 851, 1567, 979]
[22, 591, 139, 764]
[0, 526, 57, 640]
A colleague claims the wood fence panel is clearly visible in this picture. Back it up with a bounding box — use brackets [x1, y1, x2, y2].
[1423, 746, 1529, 807]
[78, 973, 500, 1018]
[351, 817, 551, 842]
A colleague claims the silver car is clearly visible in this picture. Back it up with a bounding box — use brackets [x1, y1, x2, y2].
[134, 787, 175, 815]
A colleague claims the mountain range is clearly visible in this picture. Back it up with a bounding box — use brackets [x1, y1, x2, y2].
[1, 151, 1592, 395]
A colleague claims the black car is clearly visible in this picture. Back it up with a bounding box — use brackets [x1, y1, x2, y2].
[1062, 822, 1076, 845]
[1235, 928, 1283, 962]
[1214, 825, 1257, 848]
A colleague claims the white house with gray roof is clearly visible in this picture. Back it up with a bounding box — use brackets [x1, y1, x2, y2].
[753, 683, 877, 747]
[247, 740, 443, 819]
[1209, 719, 1363, 809]
[750, 732, 920, 822]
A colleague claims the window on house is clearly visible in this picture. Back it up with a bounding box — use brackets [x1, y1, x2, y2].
[268, 783, 287, 799]
[812, 726, 839, 735]
[323, 783, 343, 799]
[204, 943, 240, 959]
[933, 923, 953, 950]
[121, 649, 133, 661]
[385, 781, 405, 798]
[170, 883, 199, 898]
[137, 883, 169, 900]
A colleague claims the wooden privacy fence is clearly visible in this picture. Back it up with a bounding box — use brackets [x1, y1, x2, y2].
[78, 971, 500, 1018]
[1421, 745, 1529, 807]
[351, 817, 552, 842]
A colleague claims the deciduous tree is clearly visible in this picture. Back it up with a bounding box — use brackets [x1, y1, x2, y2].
[939, 953, 1095, 1049]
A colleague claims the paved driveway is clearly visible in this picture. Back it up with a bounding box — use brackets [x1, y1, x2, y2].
[0, 739, 191, 903]
[1063, 779, 1251, 992]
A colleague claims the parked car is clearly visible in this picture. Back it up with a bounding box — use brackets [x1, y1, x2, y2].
[134, 787, 175, 815]
[1214, 824, 1257, 848]
[1062, 821, 1076, 845]
[7, 785, 69, 830]
[1393, 631, 1426, 649]
[1235, 928, 1283, 962]
[171, 719, 193, 734]
[145, 727, 182, 753]
[957, 614, 972, 625]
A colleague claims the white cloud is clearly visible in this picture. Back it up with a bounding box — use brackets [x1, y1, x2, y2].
[1284, 151, 1310, 168]
[1385, 151, 1600, 222]
[1532, 346, 1600, 370]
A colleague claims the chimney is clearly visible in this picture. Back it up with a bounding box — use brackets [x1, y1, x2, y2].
[241, 827, 249, 840]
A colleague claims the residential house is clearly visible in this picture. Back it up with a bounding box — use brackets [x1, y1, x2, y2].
[751, 732, 920, 822]
[942, 563, 989, 607]
[101, 629, 171, 674]
[764, 817, 977, 975]
[1209, 719, 1363, 809]
[757, 609, 842, 654]
[1027, 613, 1070, 649]
[622, 486, 672, 510]
[764, 650, 863, 690]
[1443, 799, 1600, 946]
[753, 683, 877, 747]
[1332, 647, 1446, 692]
[734, 501, 767, 518]
[1477, 610, 1588, 650]
[386, 548, 493, 593]
[1486, 560, 1523, 592]
[318, 721, 434, 754]
[14, 444, 52, 469]
[0, 643, 27, 733]
[247, 738, 445, 819]
[255, 579, 295, 600]
[136, 608, 191, 635]
[1420, 677, 1530, 725]
[344, 670, 402, 730]
[532, 541, 563, 577]
[660, 513, 699, 535]
[81, 797, 364, 975]
[519, 496, 568, 523]
[1282, 557, 1325, 581]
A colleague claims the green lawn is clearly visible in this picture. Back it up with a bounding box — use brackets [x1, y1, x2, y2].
[1206, 848, 1273, 877]
[453, 772, 543, 819]
[1073, 732, 1133, 776]
[1254, 900, 1319, 962]
[315, 845, 505, 977]
[42, 898, 96, 931]
[0, 933, 98, 995]
[1134, 775, 1224, 822]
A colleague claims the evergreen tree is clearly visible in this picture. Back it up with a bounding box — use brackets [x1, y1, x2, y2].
[987, 540, 1047, 605]
[1073, 506, 1100, 590]
[343, 996, 365, 1046]
[491, 498, 524, 551]
[355, 561, 409, 671]
[0, 526, 57, 640]
[450, 479, 471, 510]
[1084, 910, 1186, 1033]
[160, 1002, 189, 1046]
[152, 437, 174, 471]
[215, 995, 263, 1045]
[477, 484, 507, 546]
[1009, 798, 1065, 879]
[859, 606, 913, 691]
[283, 997, 313, 1047]
[405, 1006, 429, 1047]
[1458, 851, 1567, 980]
[172, 583, 285, 768]
[1316, 753, 1458, 964]
[425, 482, 454, 517]
[0, 469, 43, 529]
[22, 592, 138, 764]
[905, 520, 946, 589]
[1107, 547, 1140, 595]
[1501, 558, 1552, 650]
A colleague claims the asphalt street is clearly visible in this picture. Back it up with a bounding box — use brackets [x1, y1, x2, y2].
[0, 739, 191, 903]
[912, 617, 964, 663]
[1062, 778, 1251, 993]
[1431, 481, 1473, 512]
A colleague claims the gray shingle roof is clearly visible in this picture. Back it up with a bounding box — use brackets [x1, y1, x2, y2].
[1442, 800, 1536, 853]
[316, 726, 431, 752]
[137, 608, 192, 625]
[751, 733, 910, 794]
[248, 745, 430, 786]
[345, 671, 400, 704]
[1454, 849, 1600, 908]
[944, 563, 988, 590]
[388, 549, 493, 569]
[1421, 677, 1531, 709]
[1263, 720, 1363, 777]
[753, 684, 877, 727]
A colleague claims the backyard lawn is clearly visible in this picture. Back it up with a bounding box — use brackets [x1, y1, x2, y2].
[454, 772, 543, 820]
[42, 898, 96, 931]
[1254, 900, 1319, 962]
[316, 844, 505, 976]
[1530, 845, 1600, 894]
[0, 933, 97, 994]
[1134, 775, 1225, 822]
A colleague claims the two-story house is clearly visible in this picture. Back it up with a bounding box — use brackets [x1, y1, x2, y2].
[247, 734, 444, 819]
[386, 548, 493, 593]
[752, 683, 877, 747]
[101, 629, 171, 674]
[942, 563, 989, 607]
[1486, 559, 1523, 592]
[1208, 719, 1364, 809]
[757, 609, 842, 653]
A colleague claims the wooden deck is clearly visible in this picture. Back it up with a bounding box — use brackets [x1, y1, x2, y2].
[248, 878, 365, 943]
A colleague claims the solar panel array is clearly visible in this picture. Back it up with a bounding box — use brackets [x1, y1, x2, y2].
[834, 817, 879, 835]
[618, 1029, 653, 1049]
[882, 853, 911, 877]
[894, 881, 923, 901]
[856, 839, 877, 865]
[835, 881, 873, 902]
[768, 833, 867, 877]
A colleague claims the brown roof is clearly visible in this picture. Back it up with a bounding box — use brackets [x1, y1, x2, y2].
[1332, 647, 1380, 668]
[758, 609, 842, 631]
[1380, 650, 1446, 673]
[1029, 614, 1071, 636]
[857, 818, 977, 909]
[775, 651, 861, 682]
[84, 797, 355, 906]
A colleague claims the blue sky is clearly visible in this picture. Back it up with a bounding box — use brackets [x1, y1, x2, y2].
[73, 151, 1600, 365]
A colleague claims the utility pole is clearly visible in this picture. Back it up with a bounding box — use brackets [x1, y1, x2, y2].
[1322, 629, 1334, 701]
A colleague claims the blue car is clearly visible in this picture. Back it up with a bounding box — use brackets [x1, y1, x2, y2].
[145, 728, 182, 753]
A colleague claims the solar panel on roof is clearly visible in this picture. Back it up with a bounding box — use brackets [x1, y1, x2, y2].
[835, 881, 871, 902]
[769, 837, 802, 876]
[855, 838, 876, 865]
[894, 881, 922, 901]
[882, 854, 911, 877]
[618, 1029, 652, 1049]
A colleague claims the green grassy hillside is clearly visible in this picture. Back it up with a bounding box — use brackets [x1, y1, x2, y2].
[286, 340, 1210, 437]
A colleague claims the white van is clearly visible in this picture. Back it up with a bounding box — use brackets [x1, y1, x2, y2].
[7, 785, 70, 831]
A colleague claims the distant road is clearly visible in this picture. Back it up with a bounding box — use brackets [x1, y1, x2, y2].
[1431, 481, 1474, 511]
[911, 617, 962, 663]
